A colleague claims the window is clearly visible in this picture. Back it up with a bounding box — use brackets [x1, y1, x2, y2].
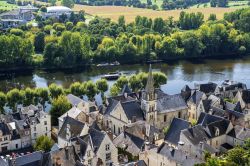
[4, 137, 8, 141]
[16, 144, 18, 149]
[46, 127, 48, 131]
[87, 150, 91, 157]
[34, 127, 36, 131]
[106, 152, 111, 161]
[34, 133, 37, 137]
[44, 121, 47, 125]
[192, 113, 195, 119]
[178, 112, 181, 118]
[106, 144, 110, 151]
[88, 159, 92, 165]
[118, 128, 120, 134]
[216, 140, 218, 146]
[164, 115, 167, 122]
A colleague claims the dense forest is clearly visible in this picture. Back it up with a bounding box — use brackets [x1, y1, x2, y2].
[1, 8, 250, 70]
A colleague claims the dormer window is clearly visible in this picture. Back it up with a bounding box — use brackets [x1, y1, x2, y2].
[215, 128, 220, 137]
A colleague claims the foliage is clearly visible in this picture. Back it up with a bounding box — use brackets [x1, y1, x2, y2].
[7, 89, 24, 110]
[50, 95, 72, 126]
[33, 135, 54, 152]
[62, 0, 75, 8]
[49, 83, 64, 99]
[96, 79, 108, 93]
[0, 92, 6, 113]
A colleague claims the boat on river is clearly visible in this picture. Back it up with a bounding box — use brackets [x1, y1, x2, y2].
[102, 72, 122, 80]
[96, 61, 120, 67]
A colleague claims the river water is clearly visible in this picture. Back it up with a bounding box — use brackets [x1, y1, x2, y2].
[2, 56, 250, 95]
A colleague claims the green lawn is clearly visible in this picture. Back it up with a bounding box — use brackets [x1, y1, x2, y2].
[0, 1, 18, 11]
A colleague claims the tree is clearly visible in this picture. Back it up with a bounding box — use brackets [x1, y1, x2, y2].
[217, 0, 228, 7]
[118, 15, 125, 28]
[49, 0, 56, 5]
[24, 88, 35, 106]
[210, 0, 217, 7]
[85, 81, 98, 100]
[34, 32, 45, 53]
[110, 85, 120, 96]
[7, 89, 24, 110]
[208, 14, 217, 21]
[0, 92, 6, 114]
[69, 82, 83, 97]
[153, 72, 167, 88]
[35, 88, 49, 106]
[61, 0, 75, 8]
[34, 135, 54, 152]
[226, 147, 247, 165]
[50, 95, 71, 126]
[96, 79, 108, 93]
[49, 83, 64, 99]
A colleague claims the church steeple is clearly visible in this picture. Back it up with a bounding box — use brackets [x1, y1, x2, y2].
[142, 64, 156, 101]
[145, 64, 154, 94]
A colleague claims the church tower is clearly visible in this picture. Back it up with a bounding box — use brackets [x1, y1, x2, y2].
[141, 64, 157, 125]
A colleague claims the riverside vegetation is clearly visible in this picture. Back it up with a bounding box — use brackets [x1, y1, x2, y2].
[1, 8, 250, 70]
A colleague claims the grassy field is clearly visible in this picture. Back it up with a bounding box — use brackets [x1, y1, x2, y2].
[190, 1, 249, 9]
[73, 5, 240, 23]
[0, 1, 18, 10]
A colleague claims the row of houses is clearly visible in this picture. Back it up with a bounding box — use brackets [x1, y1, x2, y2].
[1, 65, 250, 165]
[0, 104, 51, 153]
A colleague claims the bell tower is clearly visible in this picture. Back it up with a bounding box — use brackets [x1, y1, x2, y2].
[141, 64, 157, 125]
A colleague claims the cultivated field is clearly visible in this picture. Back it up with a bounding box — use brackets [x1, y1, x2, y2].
[0, 1, 18, 11]
[73, 5, 239, 23]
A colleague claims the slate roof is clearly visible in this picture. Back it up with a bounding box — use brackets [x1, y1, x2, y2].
[195, 82, 217, 94]
[225, 101, 242, 112]
[0, 122, 11, 136]
[121, 84, 133, 94]
[67, 94, 83, 106]
[0, 158, 8, 166]
[188, 90, 205, 106]
[15, 151, 44, 166]
[209, 106, 225, 117]
[242, 90, 250, 103]
[157, 142, 203, 166]
[201, 99, 212, 112]
[113, 131, 144, 156]
[226, 109, 244, 118]
[197, 112, 224, 127]
[181, 85, 191, 92]
[58, 116, 85, 140]
[125, 120, 162, 141]
[58, 106, 82, 121]
[221, 143, 233, 150]
[89, 127, 105, 153]
[164, 118, 190, 145]
[121, 100, 144, 120]
[205, 119, 230, 137]
[181, 125, 210, 145]
[157, 94, 188, 113]
[227, 125, 250, 140]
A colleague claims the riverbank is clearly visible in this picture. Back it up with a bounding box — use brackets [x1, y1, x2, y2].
[1, 55, 250, 94]
[0, 53, 247, 75]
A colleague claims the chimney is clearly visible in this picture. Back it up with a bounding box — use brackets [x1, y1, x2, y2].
[107, 130, 113, 141]
[144, 141, 150, 151]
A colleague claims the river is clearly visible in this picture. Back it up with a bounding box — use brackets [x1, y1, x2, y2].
[2, 56, 250, 95]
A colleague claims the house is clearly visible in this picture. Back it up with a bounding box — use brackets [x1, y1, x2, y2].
[20, 105, 51, 144]
[0, 5, 38, 29]
[57, 116, 118, 165]
[226, 125, 250, 147]
[141, 65, 188, 129]
[42, 6, 72, 19]
[0, 121, 21, 153]
[187, 90, 207, 122]
[139, 142, 203, 166]
[104, 96, 144, 135]
[178, 113, 233, 158]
